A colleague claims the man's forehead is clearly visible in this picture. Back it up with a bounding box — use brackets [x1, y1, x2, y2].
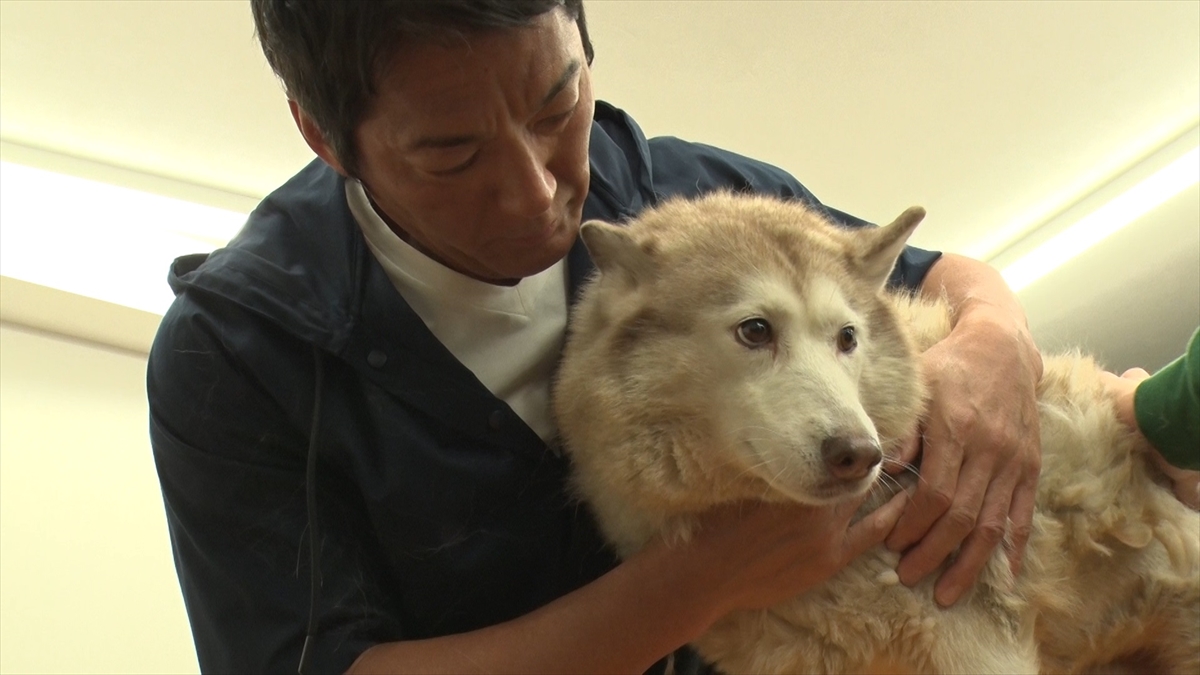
[379, 10, 578, 92]
[370, 18, 583, 144]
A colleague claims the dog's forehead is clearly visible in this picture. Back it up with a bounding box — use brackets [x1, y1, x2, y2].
[637, 193, 850, 250]
[627, 194, 873, 310]
[693, 224, 854, 293]
[649, 214, 845, 274]
[735, 272, 859, 323]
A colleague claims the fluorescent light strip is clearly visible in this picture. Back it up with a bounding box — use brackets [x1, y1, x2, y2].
[1000, 145, 1200, 293]
[0, 161, 249, 315]
[3, 138, 1195, 314]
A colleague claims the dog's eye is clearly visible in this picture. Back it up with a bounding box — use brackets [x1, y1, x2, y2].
[736, 318, 773, 348]
[837, 325, 857, 353]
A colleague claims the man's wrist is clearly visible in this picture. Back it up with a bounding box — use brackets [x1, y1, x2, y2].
[952, 295, 1026, 329]
[632, 533, 733, 631]
[950, 301, 1043, 380]
[917, 253, 1030, 334]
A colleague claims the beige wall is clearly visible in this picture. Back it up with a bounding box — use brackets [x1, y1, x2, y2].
[0, 323, 198, 674]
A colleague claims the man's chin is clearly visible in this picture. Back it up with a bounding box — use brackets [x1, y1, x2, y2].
[483, 215, 578, 281]
[517, 223, 577, 274]
[508, 247, 573, 281]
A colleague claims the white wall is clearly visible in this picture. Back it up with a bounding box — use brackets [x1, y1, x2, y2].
[0, 322, 198, 674]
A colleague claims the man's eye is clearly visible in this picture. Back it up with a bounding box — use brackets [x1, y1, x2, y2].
[428, 152, 478, 176]
[538, 106, 576, 132]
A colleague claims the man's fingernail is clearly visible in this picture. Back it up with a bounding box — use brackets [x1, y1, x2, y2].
[935, 585, 959, 607]
[885, 533, 909, 552]
[895, 561, 916, 587]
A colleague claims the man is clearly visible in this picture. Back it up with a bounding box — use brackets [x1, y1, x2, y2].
[148, 2, 1043, 673]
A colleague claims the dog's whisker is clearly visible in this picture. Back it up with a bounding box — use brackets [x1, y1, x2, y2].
[874, 472, 904, 496]
[731, 456, 784, 483]
[733, 425, 791, 443]
[880, 457, 924, 483]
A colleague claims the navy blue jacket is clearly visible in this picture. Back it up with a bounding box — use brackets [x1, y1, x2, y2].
[148, 101, 941, 674]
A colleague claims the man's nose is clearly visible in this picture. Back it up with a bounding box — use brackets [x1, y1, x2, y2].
[497, 136, 556, 219]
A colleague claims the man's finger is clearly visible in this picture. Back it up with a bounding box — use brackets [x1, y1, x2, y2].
[895, 452, 990, 587]
[845, 491, 908, 560]
[886, 432, 961, 553]
[1004, 469, 1038, 577]
[931, 470, 1015, 606]
[884, 433, 921, 476]
[829, 484, 884, 524]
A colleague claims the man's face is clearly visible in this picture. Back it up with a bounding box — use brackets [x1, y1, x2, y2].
[352, 9, 593, 284]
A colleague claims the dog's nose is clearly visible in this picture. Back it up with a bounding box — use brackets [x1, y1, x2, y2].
[821, 436, 883, 481]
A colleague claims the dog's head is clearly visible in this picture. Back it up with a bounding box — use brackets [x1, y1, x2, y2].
[557, 193, 926, 508]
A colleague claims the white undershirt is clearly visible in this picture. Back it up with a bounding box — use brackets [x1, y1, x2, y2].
[345, 179, 568, 442]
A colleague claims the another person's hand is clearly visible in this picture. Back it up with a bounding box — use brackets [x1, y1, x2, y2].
[884, 307, 1042, 607]
[1099, 368, 1200, 509]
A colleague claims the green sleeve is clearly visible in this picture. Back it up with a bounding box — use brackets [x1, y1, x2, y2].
[1134, 328, 1200, 471]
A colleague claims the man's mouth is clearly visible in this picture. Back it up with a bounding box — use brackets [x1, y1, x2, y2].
[512, 216, 560, 244]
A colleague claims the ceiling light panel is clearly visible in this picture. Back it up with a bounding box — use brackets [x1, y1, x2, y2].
[0, 161, 247, 316]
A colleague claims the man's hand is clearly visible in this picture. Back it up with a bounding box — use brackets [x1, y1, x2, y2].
[347, 489, 907, 675]
[692, 490, 909, 616]
[1100, 368, 1200, 509]
[885, 254, 1043, 607]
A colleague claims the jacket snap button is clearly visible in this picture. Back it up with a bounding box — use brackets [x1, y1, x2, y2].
[488, 410, 504, 430]
[367, 349, 387, 368]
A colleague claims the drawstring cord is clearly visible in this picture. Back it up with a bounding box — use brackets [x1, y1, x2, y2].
[298, 345, 324, 674]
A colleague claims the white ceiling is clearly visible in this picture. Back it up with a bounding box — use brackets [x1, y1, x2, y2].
[1, 0, 1198, 370]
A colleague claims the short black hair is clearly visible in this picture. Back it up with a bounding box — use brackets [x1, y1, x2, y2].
[251, 0, 594, 177]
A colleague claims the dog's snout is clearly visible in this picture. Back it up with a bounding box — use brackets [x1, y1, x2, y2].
[821, 436, 883, 481]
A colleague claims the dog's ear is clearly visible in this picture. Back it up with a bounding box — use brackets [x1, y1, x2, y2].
[856, 207, 925, 289]
[580, 220, 655, 284]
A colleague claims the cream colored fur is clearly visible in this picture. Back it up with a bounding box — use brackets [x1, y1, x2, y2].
[553, 192, 1200, 675]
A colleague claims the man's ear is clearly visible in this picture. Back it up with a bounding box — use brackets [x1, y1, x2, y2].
[289, 100, 347, 176]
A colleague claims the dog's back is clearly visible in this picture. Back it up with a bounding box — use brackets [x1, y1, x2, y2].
[553, 192, 1200, 674]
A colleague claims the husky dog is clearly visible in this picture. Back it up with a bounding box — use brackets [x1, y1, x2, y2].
[553, 192, 1200, 675]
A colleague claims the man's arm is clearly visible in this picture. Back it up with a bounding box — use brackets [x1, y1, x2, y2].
[347, 494, 908, 675]
[883, 253, 1043, 607]
[154, 284, 908, 675]
[149, 296, 405, 674]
